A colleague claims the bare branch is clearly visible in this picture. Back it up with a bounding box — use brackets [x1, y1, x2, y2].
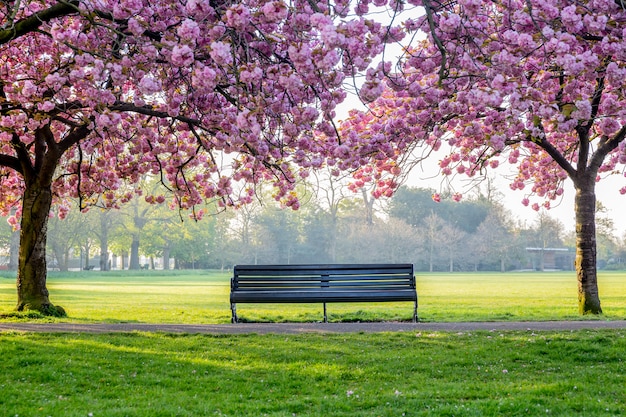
[422, 0, 448, 83]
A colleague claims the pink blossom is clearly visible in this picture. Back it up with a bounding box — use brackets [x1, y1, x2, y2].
[192, 66, 217, 90]
[210, 42, 231, 66]
[127, 17, 144, 36]
[139, 75, 162, 95]
[21, 80, 37, 97]
[439, 13, 461, 32]
[177, 19, 200, 42]
[561, 6, 583, 32]
[260, 1, 288, 22]
[171, 45, 194, 67]
[224, 4, 251, 30]
[38, 101, 55, 112]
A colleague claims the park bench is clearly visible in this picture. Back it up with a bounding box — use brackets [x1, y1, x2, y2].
[230, 264, 418, 323]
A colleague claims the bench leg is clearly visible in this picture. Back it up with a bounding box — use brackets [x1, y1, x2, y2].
[413, 301, 418, 323]
[231, 303, 238, 323]
[323, 303, 327, 323]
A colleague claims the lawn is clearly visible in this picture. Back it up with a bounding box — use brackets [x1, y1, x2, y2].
[1, 270, 625, 416]
[0, 330, 624, 416]
[1, 270, 625, 323]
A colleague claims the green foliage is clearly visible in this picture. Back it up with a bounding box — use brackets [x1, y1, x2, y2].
[0, 330, 624, 416]
[389, 186, 491, 233]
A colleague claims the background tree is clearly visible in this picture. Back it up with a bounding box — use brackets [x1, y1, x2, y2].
[420, 212, 445, 272]
[46, 207, 86, 271]
[254, 204, 302, 264]
[388, 187, 440, 228]
[229, 200, 263, 265]
[527, 212, 566, 271]
[0, 215, 15, 269]
[339, 0, 626, 314]
[86, 206, 120, 272]
[311, 168, 355, 262]
[592, 201, 619, 269]
[470, 209, 522, 272]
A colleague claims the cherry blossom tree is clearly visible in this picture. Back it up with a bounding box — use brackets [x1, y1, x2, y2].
[0, 0, 396, 315]
[339, 0, 626, 314]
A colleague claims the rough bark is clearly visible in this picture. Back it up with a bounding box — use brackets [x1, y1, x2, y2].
[574, 182, 602, 315]
[16, 183, 65, 316]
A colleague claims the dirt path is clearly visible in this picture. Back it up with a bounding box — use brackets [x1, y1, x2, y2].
[1, 320, 626, 334]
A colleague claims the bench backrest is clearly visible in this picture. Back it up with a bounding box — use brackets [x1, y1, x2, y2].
[232, 264, 415, 291]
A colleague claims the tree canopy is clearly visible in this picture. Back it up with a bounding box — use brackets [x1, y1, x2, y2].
[337, 0, 626, 314]
[0, 0, 396, 215]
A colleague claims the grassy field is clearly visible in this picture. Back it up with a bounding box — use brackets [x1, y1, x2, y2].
[1, 269, 626, 323]
[1, 270, 625, 416]
[1, 330, 624, 416]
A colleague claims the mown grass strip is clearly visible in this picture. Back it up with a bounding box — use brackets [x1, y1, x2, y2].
[0, 330, 624, 416]
[1, 270, 626, 323]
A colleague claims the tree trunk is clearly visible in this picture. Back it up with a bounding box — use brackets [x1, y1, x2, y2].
[574, 184, 602, 314]
[98, 210, 112, 271]
[16, 183, 64, 316]
[129, 234, 141, 269]
[99, 247, 109, 271]
[163, 242, 171, 270]
[83, 242, 91, 270]
[50, 243, 68, 272]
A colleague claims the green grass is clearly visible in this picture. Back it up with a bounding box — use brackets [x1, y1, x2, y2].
[0, 330, 624, 416]
[1, 270, 626, 323]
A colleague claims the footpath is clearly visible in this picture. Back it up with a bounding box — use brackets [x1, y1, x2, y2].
[1, 320, 626, 334]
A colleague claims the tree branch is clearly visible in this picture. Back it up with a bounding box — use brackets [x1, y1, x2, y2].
[589, 125, 626, 173]
[422, 0, 448, 83]
[0, 153, 23, 175]
[526, 131, 577, 179]
[109, 102, 212, 130]
[0, 0, 79, 45]
[10, 132, 34, 179]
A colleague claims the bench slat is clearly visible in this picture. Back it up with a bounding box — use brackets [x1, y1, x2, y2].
[231, 293, 417, 303]
[236, 281, 414, 291]
[234, 264, 413, 275]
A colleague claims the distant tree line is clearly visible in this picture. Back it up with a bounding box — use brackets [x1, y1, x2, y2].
[2, 181, 626, 272]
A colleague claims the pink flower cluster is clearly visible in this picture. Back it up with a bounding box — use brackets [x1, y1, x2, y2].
[336, 0, 626, 208]
[0, 0, 396, 215]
